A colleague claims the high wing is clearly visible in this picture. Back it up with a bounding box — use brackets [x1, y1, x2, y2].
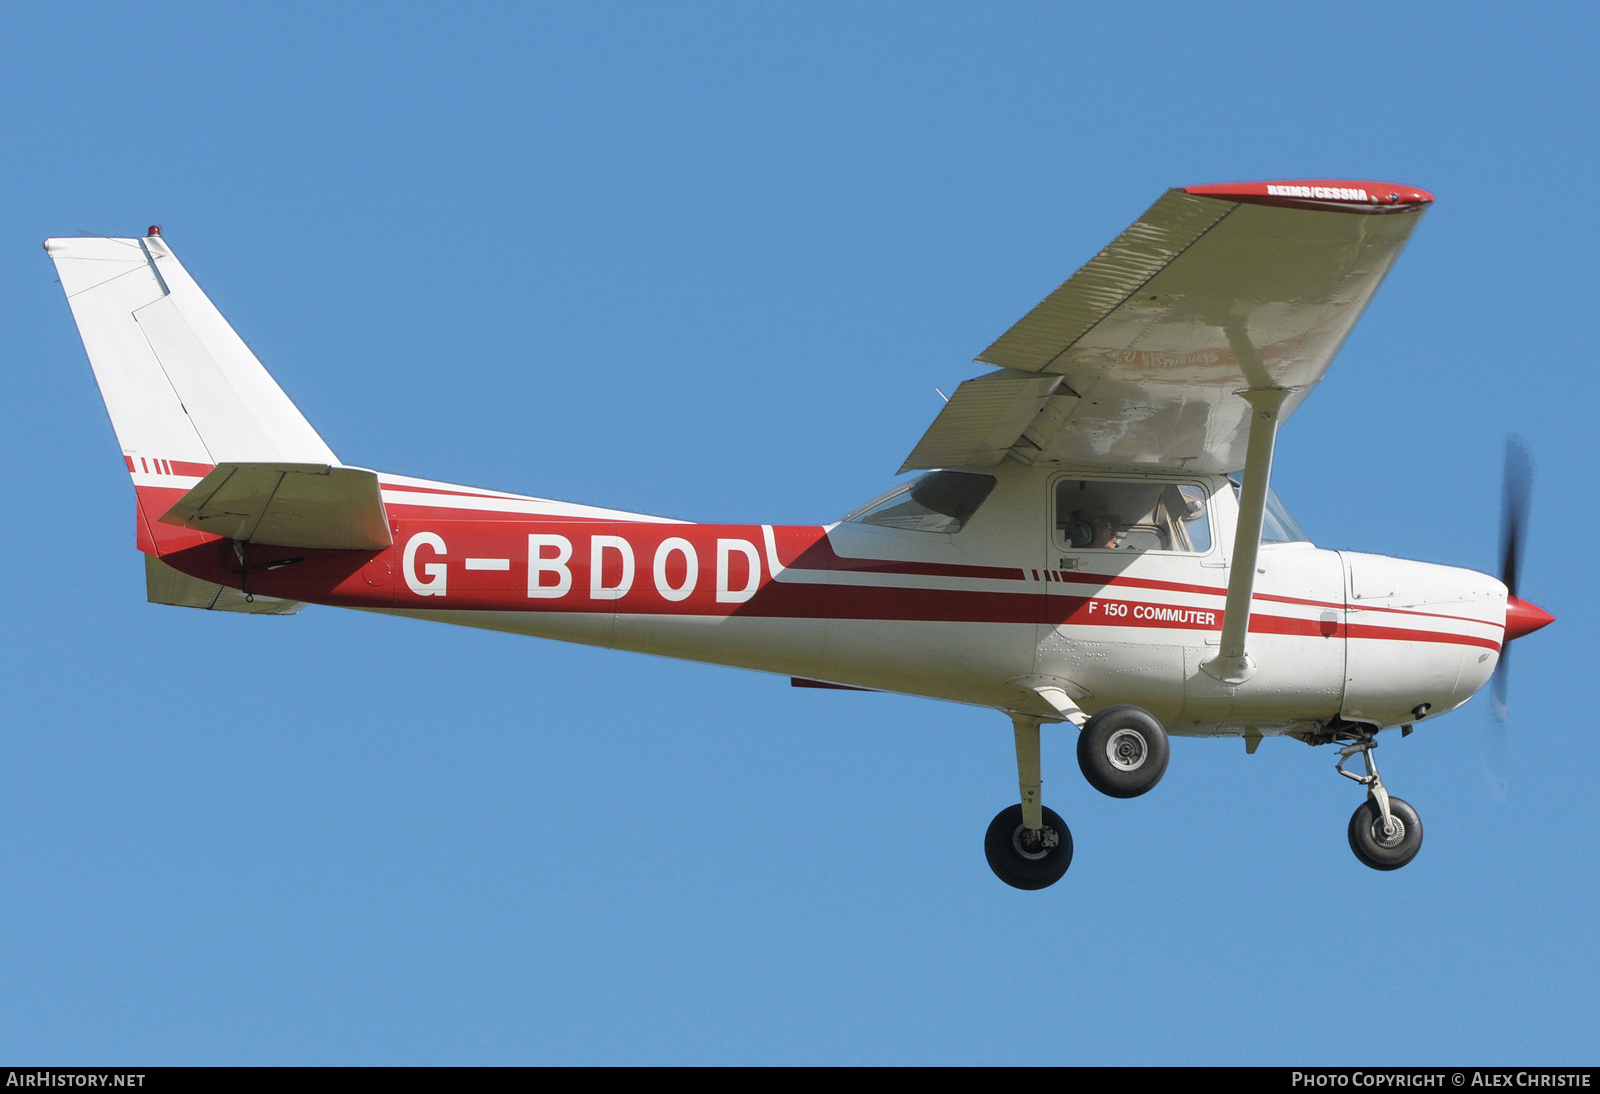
[902, 180, 1433, 475]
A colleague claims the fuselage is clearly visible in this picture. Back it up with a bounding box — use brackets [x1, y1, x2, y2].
[133, 459, 1509, 737]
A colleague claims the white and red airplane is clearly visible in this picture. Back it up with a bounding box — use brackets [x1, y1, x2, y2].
[47, 179, 1553, 889]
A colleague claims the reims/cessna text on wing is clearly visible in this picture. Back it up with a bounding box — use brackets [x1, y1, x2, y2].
[47, 180, 1553, 889]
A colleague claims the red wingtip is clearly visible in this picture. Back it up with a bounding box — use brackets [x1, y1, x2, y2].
[1182, 180, 1434, 210]
[1504, 596, 1554, 641]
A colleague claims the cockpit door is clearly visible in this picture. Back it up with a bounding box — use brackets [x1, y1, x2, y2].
[1036, 474, 1218, 727]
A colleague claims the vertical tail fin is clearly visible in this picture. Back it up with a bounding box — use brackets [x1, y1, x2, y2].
[46, 230, 340, 556]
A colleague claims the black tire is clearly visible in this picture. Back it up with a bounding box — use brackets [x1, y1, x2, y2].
[1348, 796, 1423, 871]
[1077, 705, 1170, 798]
[984, 804, 1073, 890]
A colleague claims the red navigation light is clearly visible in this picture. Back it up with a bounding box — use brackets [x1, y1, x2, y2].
[147, 225, 161, 237]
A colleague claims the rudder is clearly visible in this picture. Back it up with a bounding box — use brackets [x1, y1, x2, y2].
[46, 229, 340, 556]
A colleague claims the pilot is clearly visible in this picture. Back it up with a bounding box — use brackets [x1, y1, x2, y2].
[1067, 511, 1121, 550]
[1090, 514, 1119, 549]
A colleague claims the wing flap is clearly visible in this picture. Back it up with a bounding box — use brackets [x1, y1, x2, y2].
[158, 462, 392, 550]
[899, 371, 1075, 473]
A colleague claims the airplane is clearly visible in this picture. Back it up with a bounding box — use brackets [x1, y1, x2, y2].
[45, 178, 1554, 890]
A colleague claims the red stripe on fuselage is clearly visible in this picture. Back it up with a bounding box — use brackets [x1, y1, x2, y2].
[121, 463, 1493, 632]
[1046, 564, 1490, 629]
[141, 515, 1499, 652]
[1345, 621, 1500, 652]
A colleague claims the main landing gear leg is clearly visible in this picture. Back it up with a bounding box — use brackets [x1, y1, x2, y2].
[1015, 714, 1044, 832]
[984, 715, 1073, 890]
[1337, 737, 1423, 871]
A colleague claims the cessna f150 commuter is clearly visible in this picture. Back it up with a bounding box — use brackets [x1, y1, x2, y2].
[47, 179, 1553, 889]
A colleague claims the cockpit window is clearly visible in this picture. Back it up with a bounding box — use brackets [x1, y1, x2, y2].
[844, 470, 998, 534]
[1054, 479, 1213, 553]
[1228, 475, 1311, 543]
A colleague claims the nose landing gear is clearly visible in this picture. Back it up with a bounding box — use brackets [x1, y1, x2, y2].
[1337, 737, 1423, 871]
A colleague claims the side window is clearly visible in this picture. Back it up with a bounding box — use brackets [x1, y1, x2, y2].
[1054, 479, 1212, 553]
[845, 471, 998, 534]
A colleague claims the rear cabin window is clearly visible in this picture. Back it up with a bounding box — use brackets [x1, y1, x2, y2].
[845, 471, 998, 534]
[1054, 479, 1212, 553]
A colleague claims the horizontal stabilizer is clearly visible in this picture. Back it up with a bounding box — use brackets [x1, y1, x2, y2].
[159, 463, 392, 550]
[145, 555, 302, 615]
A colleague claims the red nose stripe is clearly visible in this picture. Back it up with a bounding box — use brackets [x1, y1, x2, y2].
[1505, 596, 1554, 641]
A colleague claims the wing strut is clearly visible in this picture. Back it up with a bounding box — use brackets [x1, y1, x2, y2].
[1201, 328, 1289, 684]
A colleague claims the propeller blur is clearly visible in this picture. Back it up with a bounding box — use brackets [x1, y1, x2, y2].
[1493, 437, 1553, 721]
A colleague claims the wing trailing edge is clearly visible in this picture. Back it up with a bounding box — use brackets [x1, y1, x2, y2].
[899, 370, 1079, 474]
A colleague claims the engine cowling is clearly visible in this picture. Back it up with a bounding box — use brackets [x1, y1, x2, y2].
[1339, 552, 1507, 728]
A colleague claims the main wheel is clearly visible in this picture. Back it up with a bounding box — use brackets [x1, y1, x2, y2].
[1077, 705, 1169, 798]
[984, 804, 1073, 890]
[1347, 796, 1423, 871]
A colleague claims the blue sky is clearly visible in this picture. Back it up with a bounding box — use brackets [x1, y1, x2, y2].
[2, 3, 1596, 1064]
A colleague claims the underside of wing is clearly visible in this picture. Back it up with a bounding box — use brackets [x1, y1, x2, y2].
[902, 180, 1433, 475]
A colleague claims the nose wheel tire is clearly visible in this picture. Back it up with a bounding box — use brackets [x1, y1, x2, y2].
[1077, 705, 1170, 798]
[984, 804, 1073, 890]
[1348, 796, 1423, 871]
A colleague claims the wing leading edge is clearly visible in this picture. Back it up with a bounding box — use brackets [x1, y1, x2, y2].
[902, 180, 1433, 475]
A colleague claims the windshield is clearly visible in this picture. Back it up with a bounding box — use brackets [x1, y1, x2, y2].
[843, 470, 997, 534]
[1228, 475, 1311, 543]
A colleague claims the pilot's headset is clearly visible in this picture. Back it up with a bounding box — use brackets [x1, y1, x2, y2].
[1067, 511, 1098, 548]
